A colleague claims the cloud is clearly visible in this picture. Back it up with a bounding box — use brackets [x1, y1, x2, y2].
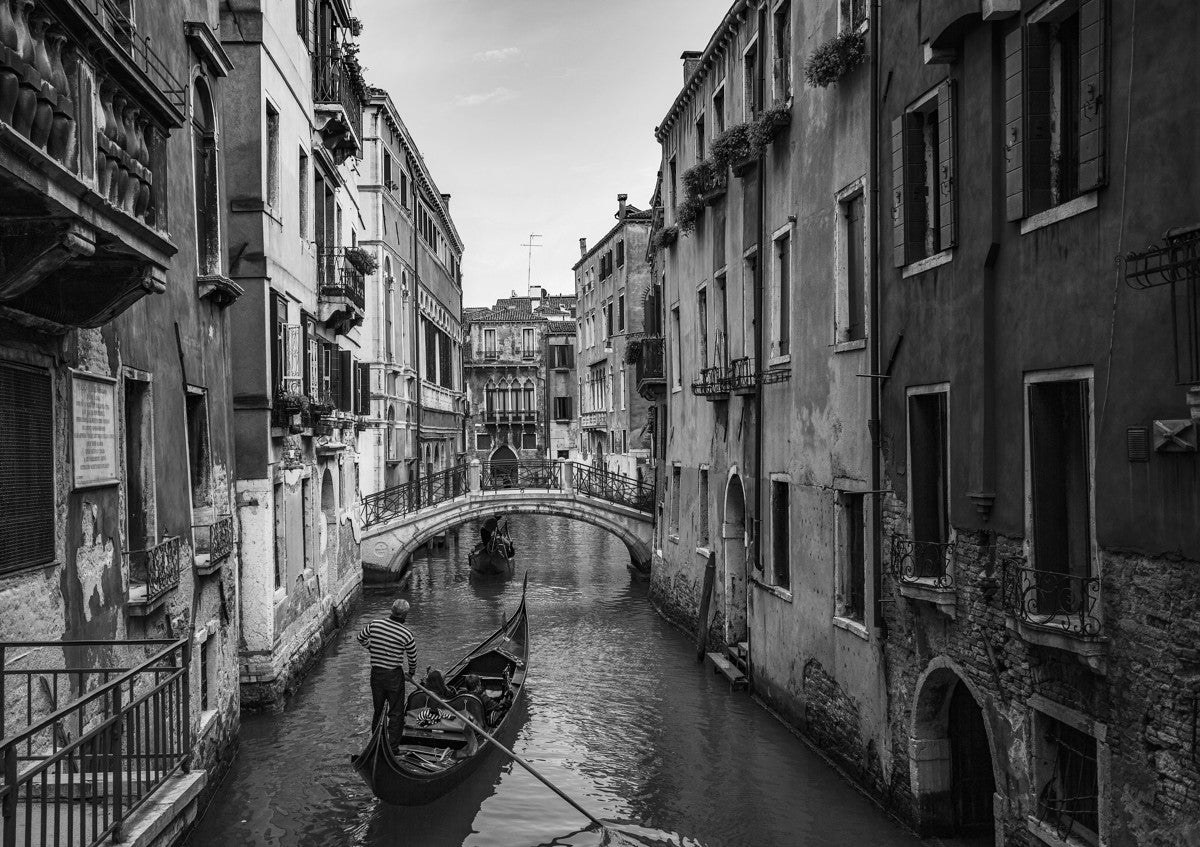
[473, 46, 520, 62]
[456, 87, 517, 107]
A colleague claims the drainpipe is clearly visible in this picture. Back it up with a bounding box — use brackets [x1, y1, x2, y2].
[410, 154, 423, 490]
[869, 0, 885, 632]
[750, 2, 767, 674]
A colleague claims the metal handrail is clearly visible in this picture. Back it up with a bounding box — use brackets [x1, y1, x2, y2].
[574, 464, 654, 512]
[1002, 558, 1103, 637]
[192, 515, 235, 565]
[481, 460, 559, 491]
[124, 536, 182, 606]
[360, 464, 468, 527]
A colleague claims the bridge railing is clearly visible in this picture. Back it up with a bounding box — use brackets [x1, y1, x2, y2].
[574, 464, 654, 512]
[481, 460, 560, 491]
[361, 464, 468, 527]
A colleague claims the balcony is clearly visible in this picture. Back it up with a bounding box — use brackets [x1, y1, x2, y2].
[1002, 558, 1107, 668]
[0, 0, 186, 331]
[691, 356, 790, 399]
[318, 246, 365, 334]
[481, 409, 539, 424]
[891, 537, 956, 615]
[125, 534, 182, 616]
[312, 49, 365, 163]
[193, 514, 234, 576]
[581, 410, 607, 430]
[632, 335, 666, 400]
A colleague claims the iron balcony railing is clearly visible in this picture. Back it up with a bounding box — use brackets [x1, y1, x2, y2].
[124, 536, 182, 609]
[192, 515, 235, 570]
[360, 464, 468, 527]
[635, 335, 666, 390]
[890, 537, 955, 589]
[574, 464, 654, 512]
[481, 409, 538, 424]
[317, 247, 366, 311]
[1002, 559, 1103, 637]
[692, 364, 731, 397]
[312, 51, 364, 142]
[692, 356, 791, 397]
[481, 460, 559, 491]
[0, 637, 191, 847]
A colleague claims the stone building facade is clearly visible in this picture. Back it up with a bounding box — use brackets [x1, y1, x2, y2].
[463, 288, 577, 466]
[0, 0, 242, 793]
[358, 90, 466, 495]
[574, 196, 654, 480]
[220, 0, 369, 709]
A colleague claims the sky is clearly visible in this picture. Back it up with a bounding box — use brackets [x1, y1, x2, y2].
[355, 0, 731, 307]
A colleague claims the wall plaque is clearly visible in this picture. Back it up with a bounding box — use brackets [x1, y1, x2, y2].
[72, 372, 119, 488]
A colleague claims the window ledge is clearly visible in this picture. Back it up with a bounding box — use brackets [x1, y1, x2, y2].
[750, 576, 792, 602]
[1006, 615, 1109, 674]
[902, 248, 954, 279]
[1019, 192, 1099, 235]
[694, 546, 712, 558]
[668, 534, 680, 544]
[833, 616, 869, 640]
[897, 578, 957, 618]
[1026, 815, 1099, 847]
[834, 338, 867, 354]
[672, 384, 683, 394]
[767, 354, 791, 368]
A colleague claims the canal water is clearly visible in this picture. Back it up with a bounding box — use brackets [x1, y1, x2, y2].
[189, 515, 923, 847]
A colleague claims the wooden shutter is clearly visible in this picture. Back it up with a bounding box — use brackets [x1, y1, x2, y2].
[1025, 22, 1053, 214]
[1004, 23, 1025, 221]
[0, 364, 54, 573]
[1077, 0, 1106, 191]
[338, 351, 353, 411]
[358, 362, 371, 414]
[891, 114, 923, 267]
[937, 80, 957, 250]
[328, 344, 340, 406]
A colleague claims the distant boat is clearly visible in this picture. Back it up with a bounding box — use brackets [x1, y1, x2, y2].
[468, 516, 514, 576]
[351, 580, 529, 805]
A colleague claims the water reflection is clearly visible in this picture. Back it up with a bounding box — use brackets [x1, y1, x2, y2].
[189, 515, 920, 847]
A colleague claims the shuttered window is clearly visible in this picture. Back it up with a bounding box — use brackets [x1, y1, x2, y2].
[891, 80, 956, 267]
[0, 363, 55, 573]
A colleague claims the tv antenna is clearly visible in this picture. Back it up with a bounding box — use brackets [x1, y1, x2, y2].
[520, 234, 542, 289]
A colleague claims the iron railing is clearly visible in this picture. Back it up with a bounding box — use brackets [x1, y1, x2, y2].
[317, 247, 366, 310]
[124, 536, 182, 609]
[693, 356, 791, 397]
[360, 464, 468, 527]
[312, 51, 364, 142]
[1002, 559, 1103, 637]
[891, 538, 955, 588]
[575, 464, 654, 512]
[1123, 226, 1200, 385]
[481, 460, 559, 491]
[85, 0, 186, 112]
[635, 335, 666, 394]
[192, 516, 235, 568]
[0, 638, 191, 847]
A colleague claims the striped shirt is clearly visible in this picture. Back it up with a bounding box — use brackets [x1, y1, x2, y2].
[358, 618, 417, 675]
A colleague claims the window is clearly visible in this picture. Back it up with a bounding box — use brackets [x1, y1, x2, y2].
[669, 465, 682, 538]
[617, 293, 625, 332]
[771, 480, 790, 589]
[483, 328, 497, 357]
[122, 374, 153, 552]
[907, 388, 950, 578]
[1007, 1, 1105, 221]
[521, 432, 537, 450]
[383, 149, 393, 188]
[671, 306, 682, 388]
[553, 396, 572, 420]
[192, 80, 219, 274]
[619, 367, 626, 411]
[695, 112, 706, 162]
[743, 40, 761, 118]
[892, 82, 955, 267]
[773, 2, 792, 103]
[523, 379, 534, 413]
[839, 190, 867, 342]
[1033, 709, 1100, 845]
[713, 85, 726, 135]
[400, 171, 409, 208]
[697, 287, 709, 368]
[773, 231, 791, 358]
[604, 302, 613, 342]
[0, 363, 54, 573]
[272, 482, 285, 589]
[522, 327, 535, 357]
[698, 467, 710, 548]
[1027, 375, 1094, 602]
[185, 390, 211, 508]
[549, 344, 574, 370]
[669, 156, 677, 210]
[476, 431, 492, 451]
[837, 492, 866, 622]
[298, 148, 309, 240]
[616, 240, 625, 267]
[269, 291, 287, 391]
[199, 636, 211, 711]
[265, 102, 280, 211]
[840, 0, 867, 32]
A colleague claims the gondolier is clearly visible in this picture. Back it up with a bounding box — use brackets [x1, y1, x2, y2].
[358, 599, 418, 747]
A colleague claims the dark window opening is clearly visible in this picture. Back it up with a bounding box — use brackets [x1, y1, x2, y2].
[909, 391, 949, 576]
[0, 364, 54, 573]
[844, 194, 866, 341]
[771, 480, 790, 589]
[840, 492, 866, 621]
[1036, 714, 1099, 845]
[186, 392, 211, 509]
[123, 376, 151, 554]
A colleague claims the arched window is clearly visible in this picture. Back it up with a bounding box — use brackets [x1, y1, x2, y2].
[386, 405, 395, 460]
[192, 78, 219, 274]
[485, 378, 496, 414]
[384, 256, 394, 361]
[523, 379, 534, 413]
[513, 377, 524, 412]
[499, 378, 510, 413]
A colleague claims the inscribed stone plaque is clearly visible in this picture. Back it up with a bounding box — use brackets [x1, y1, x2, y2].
[72, 373, 118, 488]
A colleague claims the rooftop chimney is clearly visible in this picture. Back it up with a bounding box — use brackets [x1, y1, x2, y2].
[578, 237, 588, 257]
[440, 193, 451, 211]
[681, 50, 703, 83]
[617, 193, 628, 219]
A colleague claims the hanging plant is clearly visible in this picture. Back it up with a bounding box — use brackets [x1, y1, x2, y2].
[343, 245, 378, 276]
[682, 160, 717, 198]
[652, 225, 680, 250]
[749, 105, 793, 149]
[624, 341, 643, 365]
[675, 195, 704, 234]
[709, 122, 755, 170]
[803, 31, 867, 88]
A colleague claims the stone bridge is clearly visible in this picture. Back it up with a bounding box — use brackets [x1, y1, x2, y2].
[359, 460, 655, 579]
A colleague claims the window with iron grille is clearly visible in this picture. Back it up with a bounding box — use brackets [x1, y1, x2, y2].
[0, 363, 55, 573]
[1034, 711, 1100, 845]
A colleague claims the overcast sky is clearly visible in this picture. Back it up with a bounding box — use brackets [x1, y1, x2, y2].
[356, 0, 731, 307]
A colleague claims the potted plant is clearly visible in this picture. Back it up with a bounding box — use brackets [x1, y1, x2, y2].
[710, 122, 755, 174]
[675, 195, 704, 234]
[343, 245, 378, 276]
[274, 389, 308, 413]
[750, 105, 793, 149]
[653, 225, 679, 250]
[803, 31, 867, 88]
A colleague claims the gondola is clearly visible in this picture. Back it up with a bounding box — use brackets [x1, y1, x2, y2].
[468, 516, 515, 576]
[351, 578, 529, 805]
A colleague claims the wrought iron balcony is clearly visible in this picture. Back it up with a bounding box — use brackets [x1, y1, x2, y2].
[890, 537, 955, 589]
[312, 49, 364, 163]
[0, 0, 185, 330]
[1002, 558, 1103, 638]
[317, 246, 365, 333]
[125, 535, 182, 615]
[692, 364, 730, 398]
[634, 335, 666, 400]
[193, 514, 234, 575]
[482, 409, 538, 424]
[692, 356, 790, 398]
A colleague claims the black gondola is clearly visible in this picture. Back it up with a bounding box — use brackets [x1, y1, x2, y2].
[469, 515, 515, 576]
[351, 580, 529, 805]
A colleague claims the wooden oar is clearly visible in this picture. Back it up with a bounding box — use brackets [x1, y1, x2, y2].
[406, 677, 604, 828]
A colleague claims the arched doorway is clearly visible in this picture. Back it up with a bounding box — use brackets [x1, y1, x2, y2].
[722, 474, 748, 644]
[320, 468, 336, 556]
[911, 663, 997, 840]
[488, 444, 518, 488]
